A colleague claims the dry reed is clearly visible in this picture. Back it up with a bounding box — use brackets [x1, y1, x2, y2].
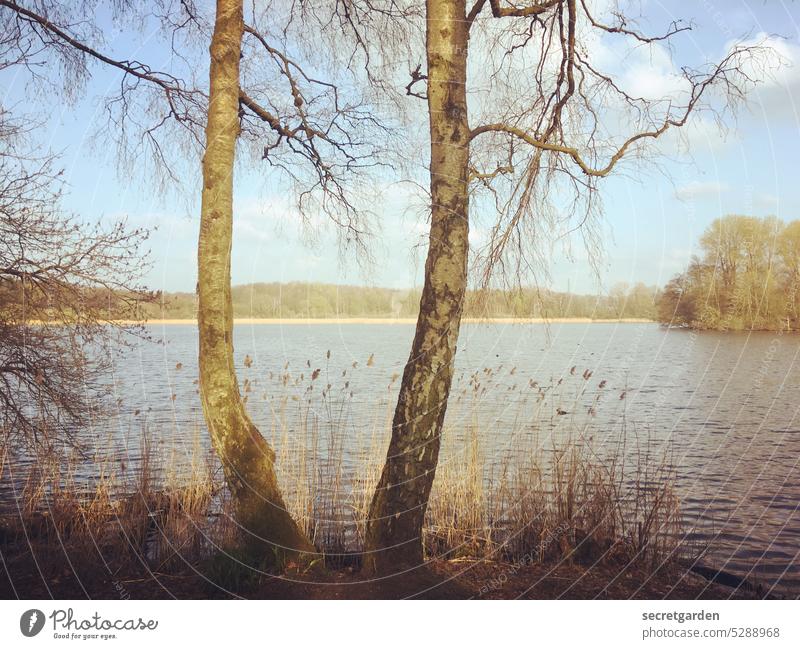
[1, 355, 687, 583]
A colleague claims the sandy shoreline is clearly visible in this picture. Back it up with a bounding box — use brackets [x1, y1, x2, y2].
[138, 317, 655, 325]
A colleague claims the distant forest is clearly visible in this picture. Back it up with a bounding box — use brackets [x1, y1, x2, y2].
[147, 282, 659, 320]
[657, 215, 800, 331]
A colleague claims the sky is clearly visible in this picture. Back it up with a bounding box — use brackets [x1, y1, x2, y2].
[2, 0, 800, 295]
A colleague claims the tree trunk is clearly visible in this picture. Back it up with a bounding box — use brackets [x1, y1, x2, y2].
[363, 0, 470, 574]
[197, 0, 313, 564]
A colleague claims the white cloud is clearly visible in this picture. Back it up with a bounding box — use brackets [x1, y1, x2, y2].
[235, 195, 305, 237]
[674, 180, 729, 201]
[732, 33, 800, 124]
[618, 42, 692, 101]
[752, 192, 778, 212]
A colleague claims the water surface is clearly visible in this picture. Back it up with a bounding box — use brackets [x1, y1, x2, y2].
[6, 322, 800, 593]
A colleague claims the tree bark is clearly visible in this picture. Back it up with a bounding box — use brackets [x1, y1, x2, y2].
[363, 0, 471, 574]
[198, 0, 313, 564]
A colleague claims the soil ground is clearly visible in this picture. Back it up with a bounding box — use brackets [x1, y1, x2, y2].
[0, 552, 761, 600]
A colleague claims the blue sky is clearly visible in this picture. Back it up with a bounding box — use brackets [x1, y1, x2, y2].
[2, 0, 799, 294]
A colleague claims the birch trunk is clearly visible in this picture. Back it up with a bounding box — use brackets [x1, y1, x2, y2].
[198, 0, 313, 564]
[364, 0, 470, 573]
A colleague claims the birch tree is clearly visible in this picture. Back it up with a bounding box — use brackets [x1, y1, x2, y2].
[364, 0, 768, 573]
[0, 0, 381, 565]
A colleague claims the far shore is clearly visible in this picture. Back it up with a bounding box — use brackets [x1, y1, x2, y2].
[136, 316, 655, 325]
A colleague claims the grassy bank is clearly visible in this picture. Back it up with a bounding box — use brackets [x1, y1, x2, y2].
[0, 433, 757, 598]
[0, 365, 759, 599]
[0, 431, 713, 599]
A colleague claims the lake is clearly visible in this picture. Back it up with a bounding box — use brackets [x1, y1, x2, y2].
[6, 321, 800, 593]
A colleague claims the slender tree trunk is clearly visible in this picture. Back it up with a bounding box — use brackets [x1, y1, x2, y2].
[364, 0, 470, 574]
[198, 0, 313, 564]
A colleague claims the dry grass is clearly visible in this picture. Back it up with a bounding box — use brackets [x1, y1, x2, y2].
[0, 427, 232, 586]
[263, 358, 686, 571]
[423, 427, 683, 571]
[1, 357, 688, 587]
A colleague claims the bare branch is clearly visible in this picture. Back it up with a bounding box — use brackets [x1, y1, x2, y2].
[471, 45, 762, 178]
[578, 0, 692, 43]
[405, 63, 428, 99]
[0, 108, 155, 450]
[488, 0, 562, 19]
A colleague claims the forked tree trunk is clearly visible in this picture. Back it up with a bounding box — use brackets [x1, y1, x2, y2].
[198, 0, 313, 563]
[364, 0, 470, 574]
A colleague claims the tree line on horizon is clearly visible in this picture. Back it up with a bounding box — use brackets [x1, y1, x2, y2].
[150, 282, 659, 320]
[657, 215, 800, 331]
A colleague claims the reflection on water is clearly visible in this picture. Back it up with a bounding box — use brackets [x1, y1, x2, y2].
[3, 322, 799, 593]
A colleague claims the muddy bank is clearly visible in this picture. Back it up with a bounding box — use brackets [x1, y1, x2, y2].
[0, 552, 766, 600]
